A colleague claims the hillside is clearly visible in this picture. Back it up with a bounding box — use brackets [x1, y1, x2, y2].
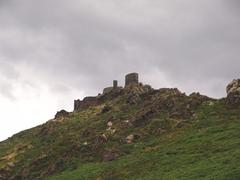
[1, 74, 240, 179]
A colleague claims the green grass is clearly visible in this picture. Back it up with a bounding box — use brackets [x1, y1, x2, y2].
[1, 89, 240, 179]
[48, 103, 240, 179]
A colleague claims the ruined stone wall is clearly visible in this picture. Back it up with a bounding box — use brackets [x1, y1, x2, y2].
[125, 73, 139, 87]
[74, 97, 99, 111]
[103, 87, 113, 95]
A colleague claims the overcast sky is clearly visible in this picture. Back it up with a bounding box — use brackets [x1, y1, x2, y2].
[0, 0, 240, 141]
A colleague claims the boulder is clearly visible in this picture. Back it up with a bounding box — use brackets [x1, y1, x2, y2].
[226, 79, 240, 105]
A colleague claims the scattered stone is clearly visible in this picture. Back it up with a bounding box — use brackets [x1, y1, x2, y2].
[126, 134, 134, 144]
[107, 121, 113, 127]
[110, 129, 116, 135]
[54, 110, 70, 119]
[208, 101, 215, 106]
[82, 142, 88, 146]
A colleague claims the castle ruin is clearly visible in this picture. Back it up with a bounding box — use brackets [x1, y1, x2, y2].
[103, 80, 120, 95]
[74, 97, 99, 111]
[74, 73, 140, 111]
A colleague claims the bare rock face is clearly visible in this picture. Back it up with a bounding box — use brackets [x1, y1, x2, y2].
[226, 79, 240, 105]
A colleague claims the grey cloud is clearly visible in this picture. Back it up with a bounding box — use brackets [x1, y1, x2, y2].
[0, 0, 240, 99]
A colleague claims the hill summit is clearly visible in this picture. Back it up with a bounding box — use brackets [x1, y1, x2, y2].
[1, 73, 240, 179]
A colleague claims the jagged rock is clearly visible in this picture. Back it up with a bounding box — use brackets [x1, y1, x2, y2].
[55, 110, 70, 119]
[189, 92, 211, 109]
[226, 79, 240, 105]
[227, 79, 240, 94]
[125, 84, 149, 105]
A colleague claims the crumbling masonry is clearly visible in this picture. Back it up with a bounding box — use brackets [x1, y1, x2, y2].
[74, 73, 140, 111]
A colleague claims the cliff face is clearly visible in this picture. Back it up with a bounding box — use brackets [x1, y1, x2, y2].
[1, 79, 240, 179]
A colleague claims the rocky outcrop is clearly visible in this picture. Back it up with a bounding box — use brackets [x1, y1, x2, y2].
[226, 79, 240, 105]
[55, 110, 70, 119]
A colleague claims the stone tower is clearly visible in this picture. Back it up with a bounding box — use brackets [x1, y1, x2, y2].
[113, 80, 118, 89]
[125, 73, 139, 87]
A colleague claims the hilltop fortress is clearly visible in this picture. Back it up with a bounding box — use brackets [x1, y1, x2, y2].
[73, 73, 143, 112]
[72, 73, 240, 112]
[55, 73, 240, 118]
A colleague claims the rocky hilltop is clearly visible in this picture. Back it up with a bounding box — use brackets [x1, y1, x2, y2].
[1, 73, 240, 179]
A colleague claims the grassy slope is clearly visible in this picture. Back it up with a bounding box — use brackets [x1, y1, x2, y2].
[49, 101, 240, 180]
[1, 88, 240, 179]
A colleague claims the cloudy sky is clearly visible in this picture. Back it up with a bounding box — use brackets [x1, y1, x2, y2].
[0, 0, 240, 141]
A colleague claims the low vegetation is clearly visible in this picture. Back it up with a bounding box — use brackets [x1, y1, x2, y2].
[1, 84, 240, 179]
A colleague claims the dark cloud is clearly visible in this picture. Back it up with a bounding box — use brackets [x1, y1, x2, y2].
[0, 0, 240, 100]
